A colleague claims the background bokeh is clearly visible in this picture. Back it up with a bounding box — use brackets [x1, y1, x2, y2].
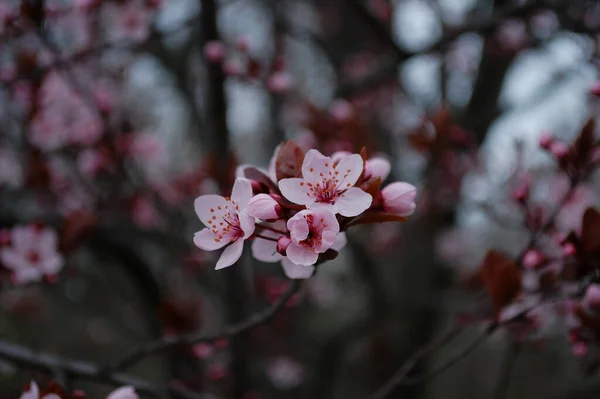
[1, 0, 600, 398]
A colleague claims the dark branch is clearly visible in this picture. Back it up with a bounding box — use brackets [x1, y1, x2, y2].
[107, 279, 301, 372]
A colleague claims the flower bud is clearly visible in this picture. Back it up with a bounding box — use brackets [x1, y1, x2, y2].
[572, 341, 588, 358]
[584, 284, 600, 309]
[247, 194, 282, 221]
[203, 41, 226, 64]
[276, 236, 291, 256]
[522, 249, 544, 269]
[381, 182, 417, 216]
[550, 141, 570, 159]
[590, 81, 600, 97]
[562, 242, 577, 256]
[538, 132, 554, 149]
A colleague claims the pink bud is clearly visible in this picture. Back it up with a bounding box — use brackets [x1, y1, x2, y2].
[381, 182, 417, 216]
[222, 60, 242, 76]
[203, 40, 226, 63]
[329, 99, 354, 122]
[590, 81, 600, 97]
[539, 132, 554, 149]
[277, 236, 291, 256]
[563, 242, 577, 256]
[247, 194, 282, 221]
[235, 35, 252, 52]
[584, 284, 600, 309]
[266, 72, 294, 93]
[192, 343, 213, 359]
[512, 186, 528, 203]
[522, 249, 544, 269]
[550, 141, 570, 159]
[572, 341, 588, 357]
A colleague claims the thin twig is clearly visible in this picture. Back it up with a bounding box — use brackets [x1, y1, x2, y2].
[0, 340, 202, 399]
[107, 279, 301, 372]
[491, 341, 521, 399]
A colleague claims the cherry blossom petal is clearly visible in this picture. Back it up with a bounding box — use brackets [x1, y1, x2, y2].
[42, 394, 61, 399]
[194, 195, 228, 226]
[381, 182, 416, 216]
[238, 211, 256, 238]
[320, 230, 337, 252]
[14, 268, 43, 284]
[107, 386, 138, 399]
[287, 212, 310, 243]
[330, 151, 351, 164]
[307, 201, 338, 214]
[301, 149, 332, 184]
[281, 258, 314, 279]
[194, 228, 228, 251]
[216, 239, 244, 270]
[12, 226, 34, 251]
[251, 237, 282, 263]
[335, 154, 363, 189]
[0, 248, 22, 270]
[312, 208, 340, 232]
[41, 254, 63, 275]
[365, 157, 391, 181]
[20, 382, 39, 399]
[267, 144, 281, 182]
[335, 187, 372, 217]
[246, 194, 281, 221]
[38, 229, 58, 254]
[279, 178, 313, 205]
[332, 233, 347, 251]
[286, 243, 318, 266]
[231, 177, 253, 209]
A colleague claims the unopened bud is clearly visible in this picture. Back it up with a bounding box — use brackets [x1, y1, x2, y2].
[539, 132, 554, 149]
[584, 284, 600, 309]
[522, 249, 544, 269]
[590, 81, 600, 97]
[276, 236, 291, 256]
[563, 242, 577, 256]
[246, 194, 282, 221]
[572, 341, 588, 358]
[203, 40, 226, 64]
[550, 141, 570, 159]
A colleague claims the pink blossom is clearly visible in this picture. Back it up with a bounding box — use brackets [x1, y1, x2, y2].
[278, 149, 372, 217]
[251, 220, 346, 278]
[19, 382, 61, 399]
[1, 226, 64, 285]
[192, 342, 214, 359]
[329, 99, 354, 122]
[194, 178, 256, 269]
[246, 194, 282, 221]
[109, 3, 150, 42]
[285, 209, 339, 266]
[380, 182, 417, 216]
[77, 148, 108, 176]
[107, 386, 138, 399]
[572, 341, 588, 357]
[266, 356, 304, 390]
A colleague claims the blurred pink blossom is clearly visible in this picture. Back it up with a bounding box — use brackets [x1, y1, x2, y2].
[266, 356, 304, 390]
[0, 226, 64, 285]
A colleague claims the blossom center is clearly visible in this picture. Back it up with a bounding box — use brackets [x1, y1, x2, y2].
[27, 250, 41, 265]
[310, 179, 338, 204]
[207, 199, 244, 244]
[299, 215, 323, 251]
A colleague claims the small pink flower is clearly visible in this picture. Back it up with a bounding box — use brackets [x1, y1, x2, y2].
[572, 341, 588, 357]
[1, 226, 64, 285]
[286, 209, 339, 266]
[107, 386, 138, 399]
[194, 178, 256, 269]
[251, 220, 346, 277]
[380, 182, 417, 216]
[203, 40, 226, 63]
[279, 149, 372, 217]
[266, 356, 304, 390]
[329, 99, 354, 122]
[266, 71, 294, 93]
[246, 194, 282, 221]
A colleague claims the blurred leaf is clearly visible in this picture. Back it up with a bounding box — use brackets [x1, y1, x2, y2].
[275, 140, 304, 181]
[582, 208, 600, 255]
[480, 250, 521, 317]
[348, 211, 407, 227]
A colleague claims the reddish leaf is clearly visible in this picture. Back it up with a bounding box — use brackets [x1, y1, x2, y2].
[582, 208, 600, 254]
[431, 104, 452, 135]
[574, 119, 596, 162]
[480, 250, 521, 317]
[59, 211, 97, 253]
[407, 130, 433, 152]
[243, 166, 277, 191]
[360, 146, 368, 162]
[348, 211, 407, 227]
[360, 177, 382, 199]
[275, 140, 305, 181]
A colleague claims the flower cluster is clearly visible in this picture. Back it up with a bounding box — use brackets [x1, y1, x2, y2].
[193, 141, 417, 278]
[19, 381, 137, 399]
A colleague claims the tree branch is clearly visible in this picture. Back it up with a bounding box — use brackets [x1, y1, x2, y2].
[0, 340, 202, 399]
[107, 279, 301, 372]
